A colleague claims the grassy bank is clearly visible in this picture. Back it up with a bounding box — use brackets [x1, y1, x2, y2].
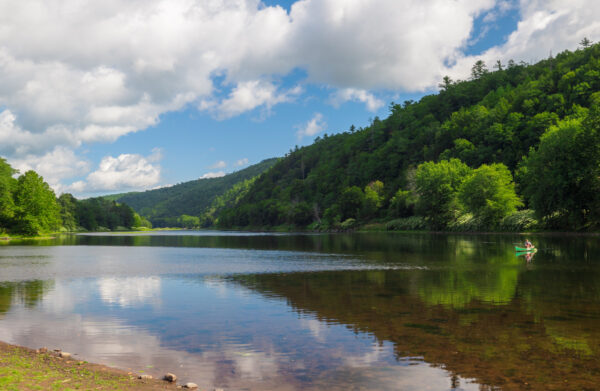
[0, 342, 177, 391]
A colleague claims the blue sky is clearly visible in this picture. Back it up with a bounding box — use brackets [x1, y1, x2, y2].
[0, 0, 595, 196]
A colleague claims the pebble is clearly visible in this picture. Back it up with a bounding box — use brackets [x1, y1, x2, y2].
[184, 383, 198, 389]
[163, 373, 177, 382]
[59, 352, 71, 359]
[138, 374, 153, 380]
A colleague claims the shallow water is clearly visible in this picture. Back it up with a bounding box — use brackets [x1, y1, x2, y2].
[1, 231, 599, 390]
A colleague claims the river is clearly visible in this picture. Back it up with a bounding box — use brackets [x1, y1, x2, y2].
[0, 231, 598, 390]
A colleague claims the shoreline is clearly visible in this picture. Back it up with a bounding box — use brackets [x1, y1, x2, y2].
[0, 340, 187, 390]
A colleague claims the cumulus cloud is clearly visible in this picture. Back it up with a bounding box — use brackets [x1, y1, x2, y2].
[9, 146, 91, 192]
[296, 113, 326, 139]
[0, 0, 497, 155]
[1, 0, 599, 191]
[66, 150, 162, 194]
[329, 88, 385, 112]
[200, 80, 302, 120]
[209, 160, 227, 169]
[200, 171, 226, 179]
[235, 158, 249, 167]
[449, 0, 600, 79]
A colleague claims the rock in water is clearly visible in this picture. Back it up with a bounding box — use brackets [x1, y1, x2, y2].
[163, 373, 177, 382]
[59, 352, 71, 359]
[184, 383, 198, 389]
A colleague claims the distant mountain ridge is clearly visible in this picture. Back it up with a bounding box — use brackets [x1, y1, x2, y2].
[105, 158, 278, 227]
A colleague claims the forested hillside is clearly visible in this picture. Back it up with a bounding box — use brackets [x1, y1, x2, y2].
[0, 158, 146, 236]
[217, 41, 600, 231]
[108, 158, 278, 227]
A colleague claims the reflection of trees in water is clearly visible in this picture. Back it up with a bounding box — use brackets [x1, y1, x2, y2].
[0, 280, 53, 314]
[230, 269, 600, 390]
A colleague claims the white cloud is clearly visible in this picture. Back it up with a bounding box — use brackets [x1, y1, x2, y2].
[201, 80, 302, 120]
[0, 0, 497, 155]
[65, 150, 162, 194]
[449, 0, 600, 79]
[330, 88, 385, 112]
[235, 158, 249, 167]
[296, 113, 326, 139]
[200, 171, 226, 179]
[1, 0, 599, 191]
[209, 160, 227, 169]
[9, 146, 90, 192]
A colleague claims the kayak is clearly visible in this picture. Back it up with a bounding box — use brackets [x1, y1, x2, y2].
[515, 246, 536, 252]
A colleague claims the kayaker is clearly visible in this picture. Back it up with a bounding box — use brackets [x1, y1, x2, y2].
[524, 239, 533, 249]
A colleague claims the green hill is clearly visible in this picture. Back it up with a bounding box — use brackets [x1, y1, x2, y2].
[108, 158, 278, 227]
[216, 42, 600, 231]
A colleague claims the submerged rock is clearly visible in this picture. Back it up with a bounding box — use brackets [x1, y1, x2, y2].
[163, 373, 177, 382]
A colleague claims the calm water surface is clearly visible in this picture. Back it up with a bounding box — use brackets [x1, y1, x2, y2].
[1, 231, 599, 390]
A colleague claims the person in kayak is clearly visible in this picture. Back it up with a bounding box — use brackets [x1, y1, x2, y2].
[524, 239, 533, 249]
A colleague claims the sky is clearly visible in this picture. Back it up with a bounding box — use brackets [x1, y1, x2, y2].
[0, 0, 598, 197]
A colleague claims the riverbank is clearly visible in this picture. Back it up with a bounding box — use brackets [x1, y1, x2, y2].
[0, 341, 180, 390]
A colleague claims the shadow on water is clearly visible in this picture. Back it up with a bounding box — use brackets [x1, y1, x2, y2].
[227, 267, 600, 390]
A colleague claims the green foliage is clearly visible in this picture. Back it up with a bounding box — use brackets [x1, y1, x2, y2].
[389, 189, 417, 218]
[0, 157, 143, 235]
[340, 218, 357, 230]
[58, 193, 78, 231]
[13, 171, 61, 235]
[385, 216, 427, 231]
[361, 180, 385, 219]
[0, 158, 17, 227]
[177, 214, 200, 228]
[446, 213, 486, 232]
[415, 159, 471, 229]
[339, 186, 365, 220]
[133, 213, 152, 228]
[459, 163, 522, 226]
[499, 210, 538, 231]
[75, 198, 135, 231]
[202, 177, 257, 227]
[109, 158, 278, 227]
[518, 111, 600, 229]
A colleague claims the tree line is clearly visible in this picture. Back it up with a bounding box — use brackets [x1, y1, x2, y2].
[214, 41, 600, 231]
[0, 158, 149, 236]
